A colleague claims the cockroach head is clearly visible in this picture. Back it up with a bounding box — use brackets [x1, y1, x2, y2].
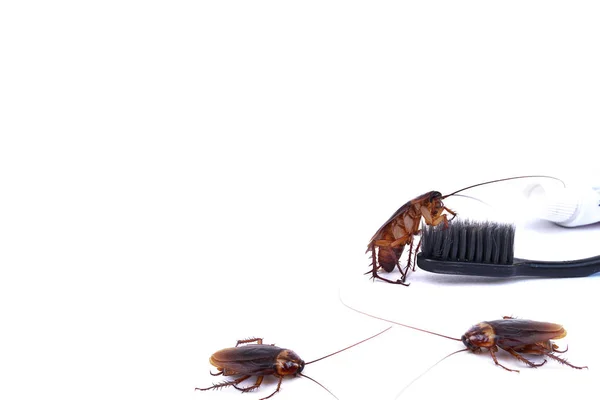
[429, 191, 443, 202]
[275, 349, 305, 376]
[428, 191, 444, 213]
[461, 334, 479, 351]
[461, 322, 495, 352]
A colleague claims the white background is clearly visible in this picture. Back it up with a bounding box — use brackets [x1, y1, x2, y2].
[2, 1, 600, 400]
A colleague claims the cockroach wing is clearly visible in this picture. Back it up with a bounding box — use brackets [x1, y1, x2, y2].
[368, 200, 412, 243]
[489, 319, 566, 349]
[368, 192, 436, 243]
[209, 345, 283, 376]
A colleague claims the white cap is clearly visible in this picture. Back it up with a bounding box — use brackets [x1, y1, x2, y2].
[525, 184, 600, 227]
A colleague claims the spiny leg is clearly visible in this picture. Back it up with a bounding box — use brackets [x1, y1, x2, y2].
[195, 375, 251, 391]
[411, 236, 422, 272]
[260, 375, 284, 400]
[544, 352, 588, 370]
[413, 236, 422, 272]
[366, 244, 409, 285]
[505, 348, 547, 368]
[489, 347, 519, 373]
[395, 258, 407, 282]
[236, 338, 263, 347]
[395, 254, 407, 281]
[365, 244, 378, 278]
[372, 268, 410, 285]
[233, 376, 264, 392]
[402, 239, 415, 278]
[513, 343, 584, 369]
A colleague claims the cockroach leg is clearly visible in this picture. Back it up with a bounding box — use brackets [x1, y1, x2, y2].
[196, 375, 252, 391]
[210, 370, 223, 376]
[403, 238, 415, 276]
[395, 247, 407, 279]
[552, 344, 568, 354]
[505, 348, 547, 368]
[236, 338, 263, 347]
[364, 244, 377, 275]
[233, 376, 264, 392]
[415, 237, 422, 269]
[411, 236, 422, 272]
[364, 245, 380, 277]
[394, 254, 407, 282]
[366, 244, 409, 285]
[373, 269, 410, 285]
[489, 347, 519, 373]
[444, 207, 457, 222]
[543, 352, 588, 370]
[526, 342, 588, 370]
[260, 376, 284, 400]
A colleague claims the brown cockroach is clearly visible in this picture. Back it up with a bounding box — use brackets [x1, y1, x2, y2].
[195, 326, 391, 400]
[343, 301, 587, 372]
[366, 175, 564, 284]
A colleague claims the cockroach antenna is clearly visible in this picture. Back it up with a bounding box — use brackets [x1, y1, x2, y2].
[441, 175, 565, 199]
[340, 297, 461, 342]
[304, 326, 393, 365]
[394, 348, 469, 399]
[298, 373, 339, 400]
[299, 326, 392, 400]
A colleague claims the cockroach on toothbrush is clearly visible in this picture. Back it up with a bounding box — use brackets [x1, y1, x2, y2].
[342, 301, 587, 372]
[195, 326, 391, 400]
[366, 175, 564, 285]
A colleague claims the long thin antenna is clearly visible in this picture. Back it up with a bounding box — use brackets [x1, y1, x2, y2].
[442, 175, 565, 199]
[340, 299, 461, 342]
[299, 373, 339, 400]
[394, 348, 469, 399]
[305, 326, 392, 365]
[450, 193, 491, 207]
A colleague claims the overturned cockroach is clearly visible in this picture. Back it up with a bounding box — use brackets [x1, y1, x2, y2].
[196, 326, 391, 400]
[342, 301, 587, 372]
[366, 175, 563, 284]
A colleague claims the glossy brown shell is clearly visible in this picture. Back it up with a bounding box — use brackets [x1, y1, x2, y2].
[463, 319, 566, 350]
[210, 345, 284, 376]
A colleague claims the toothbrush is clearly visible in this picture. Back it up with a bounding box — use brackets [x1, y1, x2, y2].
[416, 220, 600, 278]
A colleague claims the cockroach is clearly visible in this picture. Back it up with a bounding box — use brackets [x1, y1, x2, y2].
[195, 326, 391, 400]
[366, 175, 564, 284]
[342, 301, 587, 372]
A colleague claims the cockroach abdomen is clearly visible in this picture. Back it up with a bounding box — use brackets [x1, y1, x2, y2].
[378, 246, 403, 272]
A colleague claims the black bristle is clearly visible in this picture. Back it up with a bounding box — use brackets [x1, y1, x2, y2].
[418, 219, 600, 278]
[421, 220, 515, 265]
[458, 225, 467, 260]
[466, 225, 476, 261]
[449, 223, 459, 260]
